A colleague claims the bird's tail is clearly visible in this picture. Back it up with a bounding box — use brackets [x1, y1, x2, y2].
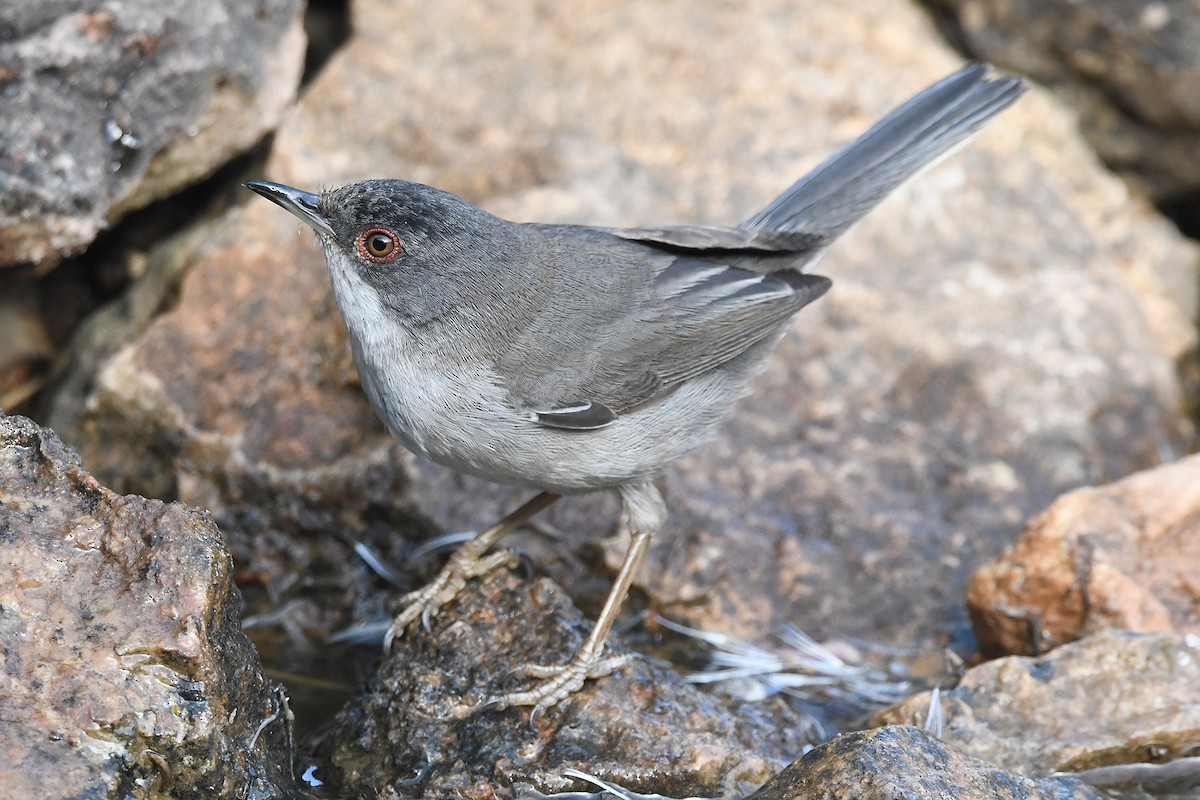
[741, 63, 1024, 240]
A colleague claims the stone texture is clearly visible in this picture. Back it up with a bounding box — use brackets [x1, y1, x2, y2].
[873, 630, 1200, 779]
[745, 725, 1102, 800]
[0, 414, 301, 799]
[62, 0, 1196, 657]
[927, 0, 1200, 202]
[45, 1, 1200, 793]
[64, 199, 428, 639]
[314, 567, 819, 799]
[968, 454, 1200, 657]
[0, 0, 306, 270]
[0, 282, 53, 409]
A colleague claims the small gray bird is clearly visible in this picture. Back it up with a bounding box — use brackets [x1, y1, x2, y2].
[247, 63, 1023, 714]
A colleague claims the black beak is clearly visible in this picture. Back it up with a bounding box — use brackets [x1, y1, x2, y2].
[244, 180, 335, 237]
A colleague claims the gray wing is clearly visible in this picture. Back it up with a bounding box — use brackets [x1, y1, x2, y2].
[501, 249, 829, 429]
[602, 224, 825, 253]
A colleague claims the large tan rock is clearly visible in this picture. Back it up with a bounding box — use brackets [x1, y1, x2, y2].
[62, 0, 1195, 654]
[875, 630, 1200, 781]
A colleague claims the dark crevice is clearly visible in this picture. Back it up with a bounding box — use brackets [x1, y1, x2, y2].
[302, 0, 352, 87]
[18, 140, 273, 425]
[1158, 190, 1200, 244]
[36, 140, 273, 352]
[920, 2, 974, 60]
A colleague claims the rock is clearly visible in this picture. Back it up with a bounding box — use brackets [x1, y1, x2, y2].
[928, 0, 1200, 202]
[0, 414, 301, 798]
[968, 454, 1200, 657]
[0, 0, 306, 270]
[63, 198, 427, 639]
[313, 567, 820, 799]
[873, 630, 1200, 781]
[49, 2, 1198, 790]
[0, 282, 53, 409]
[62, 0, 1196, 653]
[745, 725, 1102, 800]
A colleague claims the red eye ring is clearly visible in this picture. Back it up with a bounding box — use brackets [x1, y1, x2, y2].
[356, 227, 402, 263]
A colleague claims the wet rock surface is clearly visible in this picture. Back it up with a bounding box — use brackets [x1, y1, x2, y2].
[927, 0, 1200, 203]
[968, 454, 1200, 657]
[0, 414, 302, 799]
[0, 0, 305, 270]
[874, 630, 1200, 787]
[5, 0, 1199, 797]
[60, 0, 1196, 663]
[314, 567, 819, 799]
[746, 725, 1103, 800]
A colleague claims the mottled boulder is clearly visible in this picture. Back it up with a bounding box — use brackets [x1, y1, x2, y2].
[874, 630, 1200, 781]
[0, 0, 305, 270]
[314, 567, 819, 799]
[0, 413, 300, 799]
[746, 725, 1102, 800]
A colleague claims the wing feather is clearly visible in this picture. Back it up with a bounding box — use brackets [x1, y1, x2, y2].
[501, 248, 830, 425]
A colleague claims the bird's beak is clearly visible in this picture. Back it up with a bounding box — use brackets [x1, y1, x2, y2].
[244, 180, 336, 238]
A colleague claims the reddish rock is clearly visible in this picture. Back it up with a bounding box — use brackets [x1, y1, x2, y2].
[968, 454, 1200, 657]
[0, 413, 300, 798]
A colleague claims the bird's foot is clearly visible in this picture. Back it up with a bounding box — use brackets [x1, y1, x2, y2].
[384, 492, 563, 651]
[480, 648, 634, 719]
[383, 543, 516, 650]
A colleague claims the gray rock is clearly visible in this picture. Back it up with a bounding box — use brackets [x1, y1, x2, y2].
[747, 725, 1103, 800]
[0, 0, 305, 270]
[928, 0, 1200, 201]
[0, 413, 302, 798]
[874, 630, 1200, 781]
[46, 0, 1199, 792]
[314, 568, 821, 799]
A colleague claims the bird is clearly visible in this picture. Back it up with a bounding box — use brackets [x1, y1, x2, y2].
[246, 63, 1024, 715]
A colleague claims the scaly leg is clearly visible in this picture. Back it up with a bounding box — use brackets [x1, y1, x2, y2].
[384, 491, 561, 650]
[485, 481, 667, 716]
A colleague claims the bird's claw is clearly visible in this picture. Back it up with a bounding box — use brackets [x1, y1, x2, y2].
[478, 651, 634, 720]
[384, 547, 517, 650]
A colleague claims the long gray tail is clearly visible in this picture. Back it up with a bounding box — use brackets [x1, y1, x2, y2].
[741, 63, 1024, 239]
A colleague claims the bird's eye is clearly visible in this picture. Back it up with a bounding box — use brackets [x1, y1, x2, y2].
[356, 227, 402, 263]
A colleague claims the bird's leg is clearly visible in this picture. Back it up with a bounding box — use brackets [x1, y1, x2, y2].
[484, 481, 667, 715]
[384, 490, 561, 650]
